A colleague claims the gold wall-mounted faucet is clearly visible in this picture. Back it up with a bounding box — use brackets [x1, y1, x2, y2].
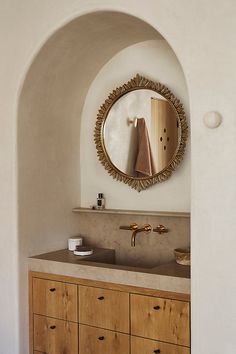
[119, 223, 138, 232]
[119, 223, 152, 247]
[131, 224, 152, 247]
[153, 224, 168, 234]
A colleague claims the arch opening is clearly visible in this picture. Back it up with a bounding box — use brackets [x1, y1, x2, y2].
[17, 10, 189, 353]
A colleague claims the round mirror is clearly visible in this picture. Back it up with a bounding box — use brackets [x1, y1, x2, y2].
[104, 90, 179, 177]
[94, 74, 188, 191]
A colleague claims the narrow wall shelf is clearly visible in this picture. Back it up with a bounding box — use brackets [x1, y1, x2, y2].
[72, 207, 190, 218]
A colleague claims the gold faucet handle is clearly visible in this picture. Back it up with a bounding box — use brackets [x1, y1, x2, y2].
[143, 224, 152, 232]
[119, 223, 138, 231]
[153, 224, 168, 234]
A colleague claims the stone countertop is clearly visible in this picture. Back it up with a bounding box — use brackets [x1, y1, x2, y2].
[29, 248, 190, 295]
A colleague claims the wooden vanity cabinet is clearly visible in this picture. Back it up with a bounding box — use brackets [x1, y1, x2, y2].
[33, 314, 78, 354]
[79, 285, 129, 333]
[29, 272, 190, 354]
[131, 294, 190, 346]
[131, 336, 190, 354]
[79, 324, 130, 354]
[31, 276, 78, 354]
[33, 277, 78, 322]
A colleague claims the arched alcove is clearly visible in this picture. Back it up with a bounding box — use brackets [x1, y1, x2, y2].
[18, 11, 162, 257]
[18, 10, 189, 353]
[80, 40, 190, 211]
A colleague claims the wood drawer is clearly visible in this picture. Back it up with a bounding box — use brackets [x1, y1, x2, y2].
[33, 278, 77, 322]
[131, 294, 190, 346]
[33, 314, 78, 354]
[131, 336, 190, 354]
[79, 324, 129, 354]
[79, 285, 129, 333]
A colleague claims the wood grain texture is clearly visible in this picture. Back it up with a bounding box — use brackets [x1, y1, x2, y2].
[30, 272, 190, 353]
[131, 294, 190, 346]
[79, 285, 129, 333]
[79, 324, 129, 354]
[29, 273, 34, 354]
[33, 277, 77, 322]
[30, 271, 190, 302]
[33, 314, 78, 354]
[131, 336, 190, 354]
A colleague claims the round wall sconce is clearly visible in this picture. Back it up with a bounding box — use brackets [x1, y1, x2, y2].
[203, 111, 222, 129]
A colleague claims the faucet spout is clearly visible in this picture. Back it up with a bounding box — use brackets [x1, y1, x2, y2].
[131, 224, 152, 247]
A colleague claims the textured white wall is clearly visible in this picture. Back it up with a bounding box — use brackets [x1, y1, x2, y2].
[1, 1, 236, 354]
[17, 11, 160, 354]
[80, 39, 190, 211]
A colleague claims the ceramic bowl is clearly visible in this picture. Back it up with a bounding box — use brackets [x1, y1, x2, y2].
[174, 247, 190, 266]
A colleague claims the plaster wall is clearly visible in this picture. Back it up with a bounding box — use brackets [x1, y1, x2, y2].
[17, 11, 160, 354]
[80, 39, 190, 211]
[1, 1, 236, 354]
[18, 13, 159, 257]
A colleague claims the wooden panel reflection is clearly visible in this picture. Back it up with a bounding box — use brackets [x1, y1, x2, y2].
[151, 98, 178, 171]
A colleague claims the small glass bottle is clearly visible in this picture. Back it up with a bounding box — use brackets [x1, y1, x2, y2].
[97, 193, 105, 209]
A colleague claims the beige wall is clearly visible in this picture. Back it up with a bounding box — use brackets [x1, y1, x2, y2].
[1, 1, 236, 353]
[75, 212, 190, 268]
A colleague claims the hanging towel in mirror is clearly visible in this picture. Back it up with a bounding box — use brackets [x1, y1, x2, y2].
[134, 118, 157, 177]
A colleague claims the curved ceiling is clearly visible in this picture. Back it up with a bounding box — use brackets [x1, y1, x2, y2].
[19, 11, 161, 122]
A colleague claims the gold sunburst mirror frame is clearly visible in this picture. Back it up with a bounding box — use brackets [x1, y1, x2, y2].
[94, 74, 188, 192]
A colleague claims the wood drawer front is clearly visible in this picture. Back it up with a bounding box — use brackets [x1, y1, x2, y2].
[79, 285, 129, 333]
[33, 314, 78, 354]
[131, 336, 190, 354]
[131, 294, 190, 346]
[33, 278, 77, 322]
[79, 324, 129, 354]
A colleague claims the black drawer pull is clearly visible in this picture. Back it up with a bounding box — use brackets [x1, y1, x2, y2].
[50, 325, 56, 330]
[154, 350, 161, 354]
[153, 305, 161, 310]
[98, 336, 105, 341]
[49, 288, 56, 292]
[97, 296, 104, 300]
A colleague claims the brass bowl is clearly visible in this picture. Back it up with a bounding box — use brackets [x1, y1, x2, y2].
[174, 247, 190, 266]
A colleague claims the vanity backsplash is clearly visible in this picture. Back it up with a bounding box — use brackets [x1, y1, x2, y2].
[75, 211, 190, 268]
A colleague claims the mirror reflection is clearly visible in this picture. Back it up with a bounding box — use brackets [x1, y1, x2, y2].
[104, 90, 179, 177]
